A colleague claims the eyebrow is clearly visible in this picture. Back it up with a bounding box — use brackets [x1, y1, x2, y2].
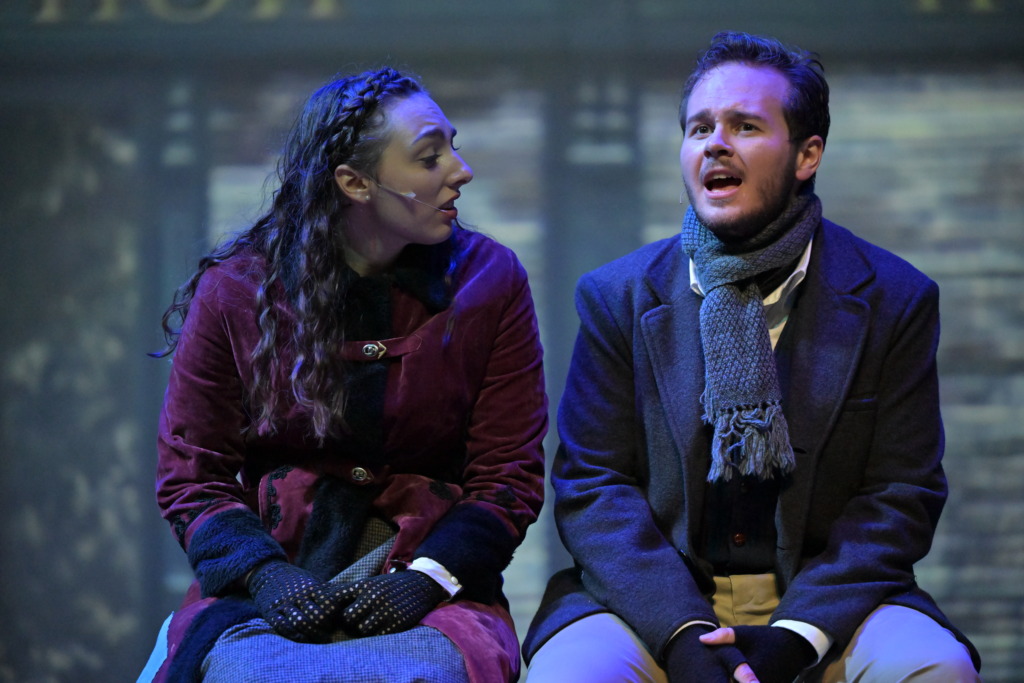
[412, 126, 457, 145]
[684, 108, 768, 128]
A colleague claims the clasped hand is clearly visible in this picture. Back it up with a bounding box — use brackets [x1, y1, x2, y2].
[247, 561, 447, 642]
[667, 624, 815, 683]
[336, 569, 448, 636]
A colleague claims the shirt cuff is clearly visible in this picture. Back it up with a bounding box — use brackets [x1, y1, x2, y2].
[408, 557, 463, 598]
[772, 620, 833, 663]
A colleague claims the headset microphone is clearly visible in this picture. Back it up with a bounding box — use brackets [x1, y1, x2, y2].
[376, 182, 447, 214]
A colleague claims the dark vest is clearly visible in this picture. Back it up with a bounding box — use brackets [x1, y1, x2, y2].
[699, 474, 780, 575]
[698, 283, 802, 576]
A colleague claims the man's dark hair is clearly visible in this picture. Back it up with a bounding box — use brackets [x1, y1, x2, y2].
[680, 31, 830, 147]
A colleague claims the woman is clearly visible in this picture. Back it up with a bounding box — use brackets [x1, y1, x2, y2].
[139, 67, 547, 682]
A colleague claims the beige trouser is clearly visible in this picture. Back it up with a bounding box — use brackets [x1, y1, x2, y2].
[525, 574, 980, 683]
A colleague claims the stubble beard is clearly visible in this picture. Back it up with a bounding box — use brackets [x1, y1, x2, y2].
[685, 156, 799, 245]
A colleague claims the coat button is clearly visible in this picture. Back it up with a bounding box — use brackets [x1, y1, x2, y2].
[732, 533, 747, 547]
[351, 467, 370, 482]
[361, 343, 379, 358]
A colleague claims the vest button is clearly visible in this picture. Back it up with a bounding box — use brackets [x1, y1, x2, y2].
[732, 532, 747, 547]
[351, 467, 370, 482]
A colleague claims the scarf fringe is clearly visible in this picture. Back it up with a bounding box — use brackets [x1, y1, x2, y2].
[706, 402, 796, 482]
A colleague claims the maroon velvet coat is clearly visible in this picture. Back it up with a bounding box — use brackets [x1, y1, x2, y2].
[153, 228, 547, 682]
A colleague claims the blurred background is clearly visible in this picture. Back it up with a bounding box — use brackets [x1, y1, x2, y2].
[1, 1, 1022, 681]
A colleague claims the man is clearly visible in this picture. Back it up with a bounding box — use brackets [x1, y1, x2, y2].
[524, 31, 981, 683]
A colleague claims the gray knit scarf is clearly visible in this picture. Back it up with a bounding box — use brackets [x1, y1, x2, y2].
[681, 192, 821, 481]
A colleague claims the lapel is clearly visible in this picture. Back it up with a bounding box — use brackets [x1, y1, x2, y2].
[639, 242, 709, 547]
[773, 220, 874, 579]
[635, 223, 876, 571]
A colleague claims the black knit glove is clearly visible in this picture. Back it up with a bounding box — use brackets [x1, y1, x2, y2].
[665, 624, 746, 683]
[246, 560, 349, 643]
[731, 625, 817, 683]
[338, 569, 448, 636]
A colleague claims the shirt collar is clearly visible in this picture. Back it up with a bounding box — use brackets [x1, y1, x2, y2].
[689, 238, 813, 313]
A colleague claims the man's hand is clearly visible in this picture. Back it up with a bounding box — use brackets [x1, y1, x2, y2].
[664, 624, 756, 683]
[246, 560, 349, 642]
[338, 569, 448, 636]
[700, 625, 816, 683]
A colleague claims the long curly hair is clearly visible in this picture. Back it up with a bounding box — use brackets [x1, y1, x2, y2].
[154, 67, 436, 439]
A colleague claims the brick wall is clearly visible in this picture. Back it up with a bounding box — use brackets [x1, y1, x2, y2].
[1, 64, 1020, 682]
[822, 69, 1024, 681]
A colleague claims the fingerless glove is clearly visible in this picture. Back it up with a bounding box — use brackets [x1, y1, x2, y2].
[664, 624, 745, 683]
[731, 625, 817, 683]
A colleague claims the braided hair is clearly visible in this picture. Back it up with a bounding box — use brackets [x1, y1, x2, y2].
[155, 67, 431, 439]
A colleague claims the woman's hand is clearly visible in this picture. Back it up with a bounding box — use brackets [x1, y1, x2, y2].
[246, 560, 350, 642]
[338, 569, 448, 636]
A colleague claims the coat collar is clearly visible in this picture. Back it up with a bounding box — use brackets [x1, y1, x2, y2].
[643, 236, 692, 307]
[774, 219, 875, 578]
[641, 220, 875, 309]
[779, 218, 876, 454]
[639, 239, 710, 549]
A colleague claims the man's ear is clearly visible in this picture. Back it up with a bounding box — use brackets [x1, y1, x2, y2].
[794, 135, 824, 183]
[334, 164, 373, 203]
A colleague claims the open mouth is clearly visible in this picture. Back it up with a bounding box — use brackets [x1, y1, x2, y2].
[704, 173, 741, 192]
[439, 193, 460, 211]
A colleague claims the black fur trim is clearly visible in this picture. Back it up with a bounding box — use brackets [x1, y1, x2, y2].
[391, 235, 457, 313]
[294, 475, 378, 580]
[414, 503, 519, 604]
[335, 234, 459, 458]
[339, 274, 390, 460]
[187, 508, 287, 597]
[343, 274, 391, 339]
[339, 359, 388, 460]
[165, 595, 260, 683]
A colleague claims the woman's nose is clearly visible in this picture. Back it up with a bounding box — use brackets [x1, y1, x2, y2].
[450, 152, 473, 187]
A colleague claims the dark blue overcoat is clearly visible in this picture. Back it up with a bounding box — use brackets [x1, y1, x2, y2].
[525, 219, 980, 673]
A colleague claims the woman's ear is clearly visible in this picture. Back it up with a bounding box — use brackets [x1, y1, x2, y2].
[334, 164, 373, 204]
